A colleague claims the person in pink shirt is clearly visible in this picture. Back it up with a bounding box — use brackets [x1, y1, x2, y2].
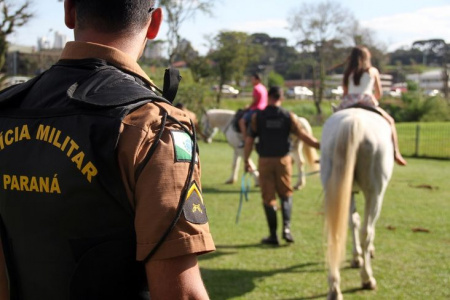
[239, 73, 268, 146]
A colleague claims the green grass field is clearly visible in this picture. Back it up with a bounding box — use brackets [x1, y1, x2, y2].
[197, 141, 450, 299]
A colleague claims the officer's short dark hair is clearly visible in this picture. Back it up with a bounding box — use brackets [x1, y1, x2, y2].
[268, 86, 282, 100]
[74, 0, 154, 34]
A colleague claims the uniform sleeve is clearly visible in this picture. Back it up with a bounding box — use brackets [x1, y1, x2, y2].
[117, 103, 215, 261]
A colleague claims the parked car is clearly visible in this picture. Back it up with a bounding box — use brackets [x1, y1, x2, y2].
[212, 84, 239, 97]
[286, 86, 313, 99]
[423, 89, 441, 97]
[325, 86, 343, 100]
[384, 88, 402, 98]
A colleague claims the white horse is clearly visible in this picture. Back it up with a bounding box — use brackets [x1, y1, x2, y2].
[201, 109, 319, 189]
[320, 108, 394, 300]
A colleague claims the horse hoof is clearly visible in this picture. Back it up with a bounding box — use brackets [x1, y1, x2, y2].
[351, 257, 363, 268]
[327, 290, 343, 300]
[293, 184, 304, 190]
[362, 278, 377, 290]
[224, 180, 234, 184]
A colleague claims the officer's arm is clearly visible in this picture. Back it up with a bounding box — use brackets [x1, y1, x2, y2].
[244, 114, 257, 172]
[291, 114, 320, 149]
[244, 136, 255, 173]
[298, 128, 320, 149]
[145, 254, 209, 299]
[0, 243, 9, 300]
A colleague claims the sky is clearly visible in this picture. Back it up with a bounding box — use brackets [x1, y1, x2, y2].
[8, 0, 450, 55]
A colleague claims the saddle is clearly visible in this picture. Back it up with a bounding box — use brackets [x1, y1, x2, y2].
[347, 103, 384, 117]
[332, 103, 384, 118]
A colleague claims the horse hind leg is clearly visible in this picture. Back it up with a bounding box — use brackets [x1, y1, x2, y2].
[291, 141, 305, 190]
[327, 273, 343, 300]
[248, 159, 260, 187]
[349, 194, 363, 268]
[225, 151, 240, 184]
[360, 191, 385, 290]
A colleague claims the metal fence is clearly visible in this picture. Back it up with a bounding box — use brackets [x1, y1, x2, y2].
[397, 122, 450, 159]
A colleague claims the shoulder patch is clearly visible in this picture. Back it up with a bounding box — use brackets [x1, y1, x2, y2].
[170, 130, 197, 163]
[183, 181, 208, 224]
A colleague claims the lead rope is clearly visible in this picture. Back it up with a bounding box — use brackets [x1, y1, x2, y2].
[235, 172, 251, 224]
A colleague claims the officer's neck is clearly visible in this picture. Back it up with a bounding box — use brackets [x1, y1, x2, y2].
[268, 100, 282, 107]
[74, 29, 147, 61]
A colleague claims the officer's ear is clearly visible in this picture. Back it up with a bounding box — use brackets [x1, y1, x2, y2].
[64, 0, 76, 29]
[146, 8, 162, 40]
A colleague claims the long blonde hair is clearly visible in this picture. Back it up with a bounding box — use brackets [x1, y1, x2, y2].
[343, 46, 372, 87]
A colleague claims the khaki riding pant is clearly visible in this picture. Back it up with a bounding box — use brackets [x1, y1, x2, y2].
[258, 156, 293, 206]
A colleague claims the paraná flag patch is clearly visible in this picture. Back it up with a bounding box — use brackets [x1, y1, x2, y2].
[170, 130, 197, 162]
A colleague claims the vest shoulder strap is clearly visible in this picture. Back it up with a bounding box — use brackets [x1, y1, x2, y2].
[67, 65, 170, 107]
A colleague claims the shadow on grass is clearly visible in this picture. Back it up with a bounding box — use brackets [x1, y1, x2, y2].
[285, 286, 365, 300]
[200, 245, 371, 299]
[202, 187, 260, 194]
[200, 245, 326, 300]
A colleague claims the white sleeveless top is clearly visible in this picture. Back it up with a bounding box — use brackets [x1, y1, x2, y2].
[339, 68, 379, 109]
[348, 71, 375, 95]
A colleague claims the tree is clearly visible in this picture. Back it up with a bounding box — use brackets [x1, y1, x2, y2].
[246, 33, 300, 81]
[413, 39, 449, 100]
[208, 31, 258, 105]
[288, 0, 355, 116]
[0, 0, 33, 70]
[158, 0, 215, 64]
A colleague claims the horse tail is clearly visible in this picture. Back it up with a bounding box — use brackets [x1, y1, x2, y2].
[325, 114, 364, 276]
[298, 117, 320, 171]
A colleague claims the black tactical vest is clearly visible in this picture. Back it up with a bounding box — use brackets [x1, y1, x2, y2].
[0, 60, 173, 300]
[255, 106, 292, 157]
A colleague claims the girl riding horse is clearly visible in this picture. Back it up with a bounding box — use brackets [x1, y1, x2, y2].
[338, 46, 407, 166]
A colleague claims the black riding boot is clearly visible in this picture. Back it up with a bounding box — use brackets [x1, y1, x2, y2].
[281, 196, 294, 243]
[262, 204, 279, 245]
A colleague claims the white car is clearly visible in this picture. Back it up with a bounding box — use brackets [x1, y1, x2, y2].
[213, 84, 239, 97]
[326, 86, 343, 100]
[390, 89, 402, 98]
[286, 86, 313, 99]
[424, 89, 441, 97]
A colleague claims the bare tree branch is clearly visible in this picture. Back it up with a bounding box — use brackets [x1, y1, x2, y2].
[159, 0, 215, 64]
[0, 0, 33, 70]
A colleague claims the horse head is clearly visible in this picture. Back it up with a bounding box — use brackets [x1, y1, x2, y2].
[200, 110, 218, 143]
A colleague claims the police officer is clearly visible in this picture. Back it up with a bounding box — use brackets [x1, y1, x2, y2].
[244, 86, 320, 245]
[0, 1, 215, 299]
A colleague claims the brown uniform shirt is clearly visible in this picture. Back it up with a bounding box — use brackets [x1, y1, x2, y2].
[60, 42, 215, 261]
